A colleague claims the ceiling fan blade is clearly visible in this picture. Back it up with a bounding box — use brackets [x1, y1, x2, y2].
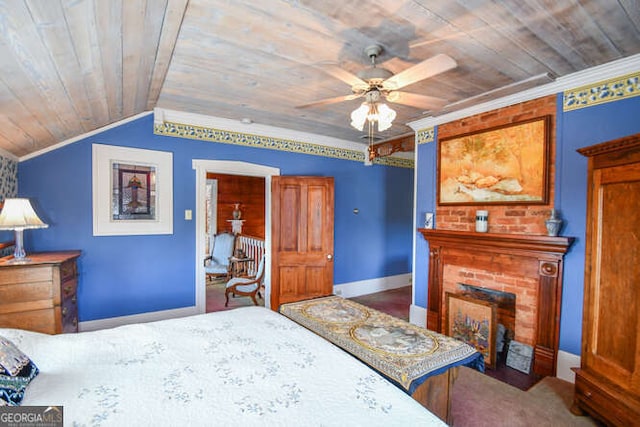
[295, 93, 360, 109]
[383, 54, 457, 90]
[387, 91, 448, 110]
[319, 64, 368, 88]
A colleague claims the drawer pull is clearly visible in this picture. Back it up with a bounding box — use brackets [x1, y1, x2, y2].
[64, 285, 73, 293]
[72, 296, 77, 304]
[584, 390, 592, 398]
[73, 318, 77, 327]
[62, 307, 68, 316]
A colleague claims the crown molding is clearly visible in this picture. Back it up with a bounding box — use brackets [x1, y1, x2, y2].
[409, 53, 640, 131]
[19, 111, 154, 162]
[154, 108, 366, 153]
[154, 108, 414, 168]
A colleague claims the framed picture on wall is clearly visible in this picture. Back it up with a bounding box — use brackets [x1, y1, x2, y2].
[437, 116, 551, 205]
[112, 164, 154, 220]
[446, 292, 497, 369]
[92, 144, 173, 236]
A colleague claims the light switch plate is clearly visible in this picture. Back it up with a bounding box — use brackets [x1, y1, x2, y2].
[184, 209, 192, 220]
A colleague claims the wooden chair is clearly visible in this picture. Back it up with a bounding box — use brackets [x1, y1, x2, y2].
[225, 256, 265, 306]
[204, 232, 236, 282]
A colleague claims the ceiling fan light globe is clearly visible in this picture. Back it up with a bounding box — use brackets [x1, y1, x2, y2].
[366, 103, 379, 122]
[377, 103, 396, 131]
[350, 103, 369, 131]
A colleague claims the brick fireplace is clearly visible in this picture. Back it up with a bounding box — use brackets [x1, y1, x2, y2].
[419, 229, 573, 377]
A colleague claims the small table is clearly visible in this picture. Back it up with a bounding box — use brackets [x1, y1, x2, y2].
[228, 256, 252, 277]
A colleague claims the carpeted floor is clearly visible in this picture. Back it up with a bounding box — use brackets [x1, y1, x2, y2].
[350, 286, 600, 427]
[450, 366, 598, 426]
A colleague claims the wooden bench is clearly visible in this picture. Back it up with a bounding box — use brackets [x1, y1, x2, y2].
[280, 295, 483, 423]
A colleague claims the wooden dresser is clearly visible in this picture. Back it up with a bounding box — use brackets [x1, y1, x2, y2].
[0, 251, 81, 334]
[571, 134, 640, 425]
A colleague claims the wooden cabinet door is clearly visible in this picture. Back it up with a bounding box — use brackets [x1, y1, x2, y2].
[583, 161, 640, 392]
[270, 176, 334, 309]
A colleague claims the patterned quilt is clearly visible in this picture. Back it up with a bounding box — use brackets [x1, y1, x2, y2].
[1, 307, 446, 426]
[280, 296, 483, 393]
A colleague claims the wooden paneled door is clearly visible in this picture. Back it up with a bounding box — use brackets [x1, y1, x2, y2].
[270, 176, 334, 309]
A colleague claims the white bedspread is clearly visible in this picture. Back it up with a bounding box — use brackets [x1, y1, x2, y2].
[1, 307, 445, 426]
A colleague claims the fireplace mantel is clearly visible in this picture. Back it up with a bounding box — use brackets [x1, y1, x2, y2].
[418, 228, 574, 377]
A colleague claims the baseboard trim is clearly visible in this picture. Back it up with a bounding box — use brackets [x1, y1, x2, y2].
[78, 305, 200, 332]
[409, 304, 427, 328]
[556, 350, 580, 383]
[333, 273, 411, 299]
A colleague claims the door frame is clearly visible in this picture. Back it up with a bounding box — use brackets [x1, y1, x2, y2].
[193, 159, 280, 313]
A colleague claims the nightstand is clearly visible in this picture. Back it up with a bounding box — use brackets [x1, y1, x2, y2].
[0, 250, 81, 334]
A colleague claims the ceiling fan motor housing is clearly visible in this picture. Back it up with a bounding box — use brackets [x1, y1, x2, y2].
[356, 67, 394, 83]
[356, 44, 393, 86]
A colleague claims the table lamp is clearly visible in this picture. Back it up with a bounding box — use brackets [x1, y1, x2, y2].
[0, 198, 48, 262]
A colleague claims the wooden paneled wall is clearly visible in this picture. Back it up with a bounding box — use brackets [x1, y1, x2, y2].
[207, 173, 265, 239]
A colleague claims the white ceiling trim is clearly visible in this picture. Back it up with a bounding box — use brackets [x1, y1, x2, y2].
[19, 111, 154, 162]
[154, 108, 369, 155]
[409, 53, 640, 131]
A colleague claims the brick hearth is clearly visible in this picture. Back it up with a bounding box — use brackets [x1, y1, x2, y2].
[419, 229, 573, 377]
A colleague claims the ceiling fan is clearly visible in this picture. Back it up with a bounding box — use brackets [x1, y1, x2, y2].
[297, 45, 457, 131]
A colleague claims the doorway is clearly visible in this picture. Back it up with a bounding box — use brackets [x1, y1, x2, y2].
[193, 160, 280, 314]
[205, 173, 266, 312]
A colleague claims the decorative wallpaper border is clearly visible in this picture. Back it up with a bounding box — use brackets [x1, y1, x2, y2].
[154, 121, 414, 169]
[0, 155, 17, 202]
[416, 127, 435, 145]
[563, 71, 640, 111]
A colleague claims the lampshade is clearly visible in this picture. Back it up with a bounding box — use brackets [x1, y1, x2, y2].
[0, 198, 48, 230]
[0, 198, 48, 262]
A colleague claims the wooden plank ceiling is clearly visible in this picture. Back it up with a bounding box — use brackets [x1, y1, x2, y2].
[1, 0, 639, 158]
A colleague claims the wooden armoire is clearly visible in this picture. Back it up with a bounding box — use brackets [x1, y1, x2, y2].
[571, 133, 640, 425]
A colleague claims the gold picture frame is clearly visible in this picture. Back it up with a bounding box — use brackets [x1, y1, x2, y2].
[438, 116, 551, 205]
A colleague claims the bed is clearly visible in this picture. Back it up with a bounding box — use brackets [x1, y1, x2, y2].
[0, 306, 445, 426]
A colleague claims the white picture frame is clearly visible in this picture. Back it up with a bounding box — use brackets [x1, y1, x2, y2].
[92, 144, 173, 236]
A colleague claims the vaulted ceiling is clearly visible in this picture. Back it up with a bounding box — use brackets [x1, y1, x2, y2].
[2, 0, 640, 158]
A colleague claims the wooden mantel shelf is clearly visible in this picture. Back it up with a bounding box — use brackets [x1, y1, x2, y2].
[418, 229, 574, 255]
[418, 228, 574, 378]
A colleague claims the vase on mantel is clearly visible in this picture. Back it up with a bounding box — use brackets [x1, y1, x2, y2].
[545, 209, 563, 237]
[232, 203, 242, 220]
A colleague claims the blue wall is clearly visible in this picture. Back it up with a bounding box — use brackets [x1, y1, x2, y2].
[414, 94, 640, 355]
[555, 94, 640, 354]
[18, 115, 414, 322]
[414, 132, 438, 308]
